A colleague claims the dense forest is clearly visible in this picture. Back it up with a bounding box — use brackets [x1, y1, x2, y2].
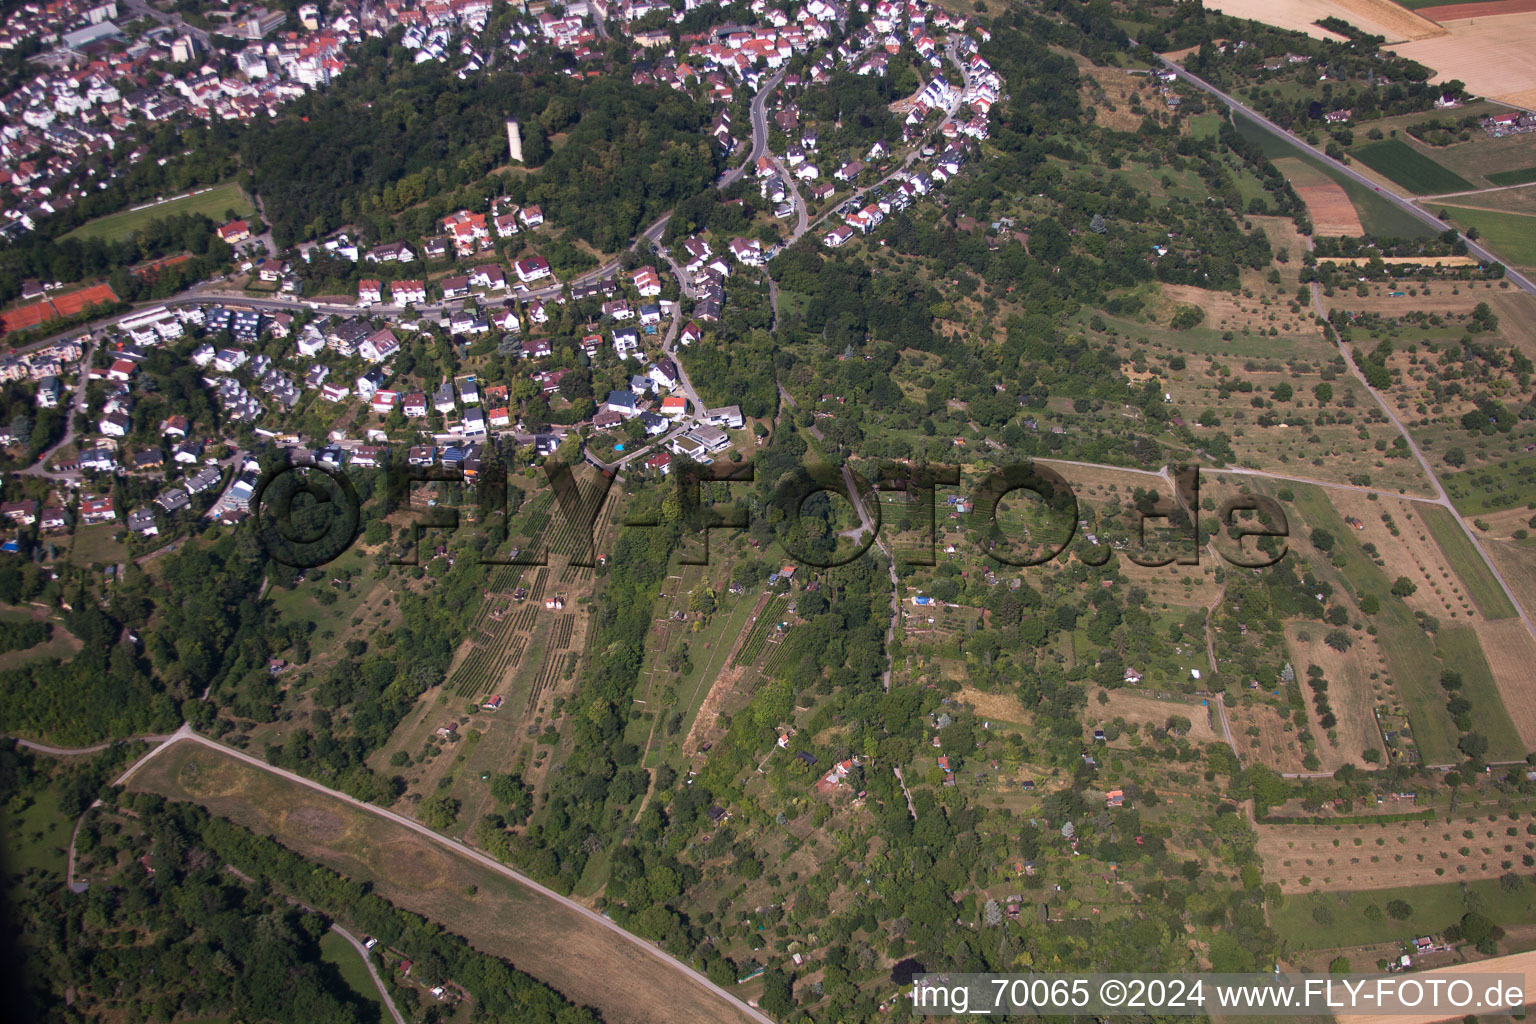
[238, 45, 717, 251]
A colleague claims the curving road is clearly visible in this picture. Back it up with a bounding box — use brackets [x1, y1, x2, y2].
[721, 69, 787, 189]
[331, 922, 408, 1024]
[1156, 56, 1536, 301]
[113, 725, 776, 1024]
[11, 734, 173, 756]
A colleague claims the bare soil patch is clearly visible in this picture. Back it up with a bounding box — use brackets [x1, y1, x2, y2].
[1161, 283, 1287, 331]
[1295, 183, 1366, 236]
[1327, 492, 1479, 623]
[1076, 59, 1150, 132]
[282, 805, 348, 843]
[1229, 700, 1312, 773]
[1094, 690, 1219, 744]
[956, 686, 1033, 725]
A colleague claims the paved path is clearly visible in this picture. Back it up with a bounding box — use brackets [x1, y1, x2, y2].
[891, 766, 918, 819]
[11, 734, 174, 756]
[112, 725, 774, 1024]
[840, 464, 900, 692]
[331, 922, 407, 1024]
[20, 336, 96, 479]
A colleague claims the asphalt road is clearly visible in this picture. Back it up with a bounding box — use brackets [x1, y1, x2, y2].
[1156, 56, 1536, 302]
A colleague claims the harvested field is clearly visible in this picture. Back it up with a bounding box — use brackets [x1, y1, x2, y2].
[1471, 617, 1536, 750]
[1257, 813, 1536, 892]
[1207, 0, 1445, 41]
[130, 741, 761, 1024]
[1482, 535, 1536, 620]
[1295, 183, 1366, 235]
[1283, 622, 1384, 771]
[1336, 948, 1536, 1024]
[1316, 254, 1480, 266]
[1417, 0, 1536, 21]
[1391, 14, 1536, 110]
[1094, 690, 1218, 744]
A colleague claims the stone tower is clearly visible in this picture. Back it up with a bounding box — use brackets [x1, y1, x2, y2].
[506, 119, 523, 164]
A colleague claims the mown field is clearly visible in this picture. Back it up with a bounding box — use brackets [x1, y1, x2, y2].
[1351, 139, 1473, 195]
[1443, 206, 1536, 268]
[1272, 877, 1536, 949]
[62, 183, 254, 244]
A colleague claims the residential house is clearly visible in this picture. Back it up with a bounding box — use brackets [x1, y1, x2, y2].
[513, 256, 551, 283]
[359, 328, 400, 363]
[613, 327, 640, 360]
[127, 508, 158, 536]
[649, 358, 679, 391]
[365, 241, 415, 263]
[470, 264, 507, 290]
[79, 494, 116, 524]
[604, 390, 640, 418]
[1, 499, 38, 525]
[392, 279, 427, 305]
[705, 405, 744, 429]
